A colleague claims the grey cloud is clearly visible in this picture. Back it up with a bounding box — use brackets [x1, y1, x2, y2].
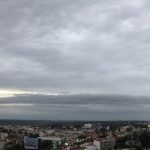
[0, 94, 150, 120]
[0, 0, 150, 119]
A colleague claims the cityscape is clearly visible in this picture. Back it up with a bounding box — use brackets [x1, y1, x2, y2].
[1, 0, 150, 149]
[0, 120, 150, 150]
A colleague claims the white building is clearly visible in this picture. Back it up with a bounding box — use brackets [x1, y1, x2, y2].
[94, 139, 115, 150]
[84, 124, 92, 129]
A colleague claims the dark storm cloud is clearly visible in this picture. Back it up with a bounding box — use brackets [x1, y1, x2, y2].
[0, 94, 150, 120]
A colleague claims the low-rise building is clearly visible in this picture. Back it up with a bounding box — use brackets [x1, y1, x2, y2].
[94, 138, 115, 150]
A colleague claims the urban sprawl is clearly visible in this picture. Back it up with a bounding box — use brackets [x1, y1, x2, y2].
[0, 121, 150, 150]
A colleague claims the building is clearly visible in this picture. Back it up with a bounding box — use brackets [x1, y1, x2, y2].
[40, 136, 63, 146]
[84, 124, 92, 129]
[86, 145, 97, 150]
[94, 139, 115, 150]
[0, 142, 5, 150]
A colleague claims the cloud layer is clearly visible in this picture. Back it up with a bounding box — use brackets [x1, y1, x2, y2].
[0, 0, 150, 119]
[0, 0, 150, 95]
[0, 94, 150, 120]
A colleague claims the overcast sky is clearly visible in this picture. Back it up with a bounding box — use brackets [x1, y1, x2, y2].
[0, 0, 150, 120]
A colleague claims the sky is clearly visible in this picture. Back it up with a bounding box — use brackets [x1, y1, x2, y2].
[0, 0, 150, 120]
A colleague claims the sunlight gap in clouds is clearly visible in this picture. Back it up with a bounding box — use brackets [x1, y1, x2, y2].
[0, 103, 33, 107]
[0, 89, 60, 98]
